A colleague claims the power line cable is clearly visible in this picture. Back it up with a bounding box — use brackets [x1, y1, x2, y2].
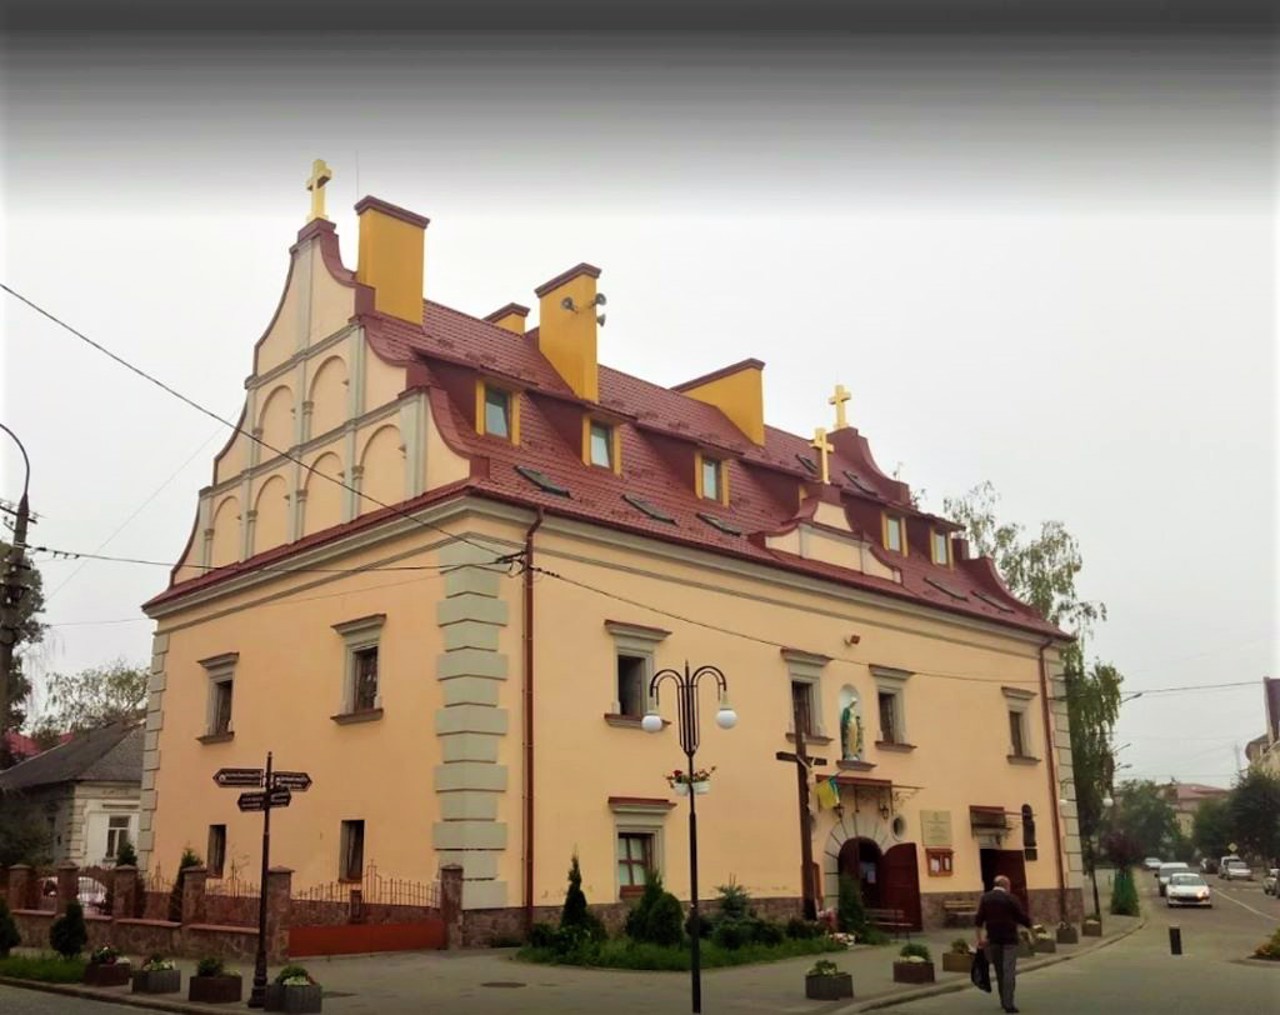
[27, 543, 490, 575]
[1, 283, 503, 563]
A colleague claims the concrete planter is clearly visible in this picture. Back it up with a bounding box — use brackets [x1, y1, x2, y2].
[265, 982, 324, 1013]
[132, 968, 181, 994]
[892, 960, 936, 984]
[1034, 938, 1057, 954]
[942, 951, 972, 974]
[84, 962, 132, 987]
[1082, 920, 1103, 937]
[805, 972, 854, 1000]
[189, 974, 243, 1004]
[1056, 925, 1079, 945]
[1016, 940, 1035, 959]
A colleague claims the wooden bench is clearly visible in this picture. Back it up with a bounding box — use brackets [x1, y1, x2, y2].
[943, 900, 978, 927]
[866, 907, 913, 939]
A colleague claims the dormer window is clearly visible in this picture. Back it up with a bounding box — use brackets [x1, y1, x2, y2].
[931, 530, 951, 566]
[698, 454, 725, 503]
[477, 381, 519, 442]
[587, 420, 618, 471]
[883, 514, 905, 554]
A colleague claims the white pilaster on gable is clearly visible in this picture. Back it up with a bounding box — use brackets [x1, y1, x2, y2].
[399, 393, 426, 500]
[295, 240, 315, 353]
[238, 475, 253, 560]
[343, 428, 358, 521]
[350, 328, 367, 419]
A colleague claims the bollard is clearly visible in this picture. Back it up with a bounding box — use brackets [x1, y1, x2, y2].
[1169, 926, 1182, 955]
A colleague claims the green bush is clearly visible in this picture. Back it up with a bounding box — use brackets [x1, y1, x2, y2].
[712, 919, 752, 951]
[786, 917, 824, 940]
[115, 839, 139, 867]
[527, 923, 557, 949]
[900, 942, 932, 962]
[1252, 926, 1280, 961]
[753, 920, 786, 946]
[1110, 867, 1140, 917]
[518, 933, 845, 970]
[554, 854, 605, 948]
[644, 891, 686, 947]
[837, 874, 869, 936]
[49, 900, 88, 958]
[195, 957, 226, 977]
[715, 879, 752, 922]
[0, 953, 88, 982]
[275, 964, 313, 985]
[0, 899, 20, 957]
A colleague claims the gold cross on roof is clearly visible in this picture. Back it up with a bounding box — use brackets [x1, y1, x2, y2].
[306, 159, 333, 222]
[811, 427, 834, 485]
[829, 384, 852, 430]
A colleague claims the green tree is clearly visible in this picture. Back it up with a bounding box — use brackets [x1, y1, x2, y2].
[1109, 867, 1139, 916]
[49, 900, 88, 958]
[0, 538, 46, 762]
[0, 793, 52, 866]
[1229, 769, 1280, 862]
[1191, 796, 1234, 861]
[0, 898, 20, 956]
[1107, 780, 1179, 857]
[33, 659, 148, 738]
[837, 873, 869, 936]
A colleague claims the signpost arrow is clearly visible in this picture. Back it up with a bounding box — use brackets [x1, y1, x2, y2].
[272, 771, 312, 792]
[238, 791, 267, 812]
[215, 767, 265, 788]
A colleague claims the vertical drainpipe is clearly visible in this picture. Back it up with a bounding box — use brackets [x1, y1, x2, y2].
[1038, 638, 1068, 921]
[523, 507, 545, 932]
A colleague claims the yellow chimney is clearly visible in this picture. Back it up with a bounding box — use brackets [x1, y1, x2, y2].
[535, 263, 602, 402]
[484, 303, 531, 335]
[355, 196, 430, 325]
[673, 359, 766, 445]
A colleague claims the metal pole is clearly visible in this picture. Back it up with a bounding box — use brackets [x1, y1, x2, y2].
[248, 751, 273, 1008]
[686, 744, 701, 1015]
[0, 423, 32, 740]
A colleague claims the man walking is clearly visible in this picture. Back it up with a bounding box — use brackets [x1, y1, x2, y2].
[975, 874, 1033, 1013]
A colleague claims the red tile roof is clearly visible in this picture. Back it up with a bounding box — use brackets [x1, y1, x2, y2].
[152, 229, 1064, 639]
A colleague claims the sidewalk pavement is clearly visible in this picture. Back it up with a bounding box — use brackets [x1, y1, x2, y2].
[2, 915, 1143, 1015]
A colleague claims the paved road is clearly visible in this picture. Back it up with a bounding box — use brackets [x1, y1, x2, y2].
[0, 986, 138, 1015]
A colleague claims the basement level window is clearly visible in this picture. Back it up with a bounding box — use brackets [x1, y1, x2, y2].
[514, 465, 571, 497]
[843, 470, 877, 495]
[697, 512, 742, 536]
[974, 590, 1016, 614]
[623, 494, 676, 524]
[924, 576, 968, 601]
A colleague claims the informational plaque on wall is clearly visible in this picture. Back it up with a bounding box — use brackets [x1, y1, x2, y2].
[920, 809, 953, 847]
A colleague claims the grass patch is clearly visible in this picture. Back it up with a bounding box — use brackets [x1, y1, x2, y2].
[517, 935, 846, 970]
[0, 953, 88, 982]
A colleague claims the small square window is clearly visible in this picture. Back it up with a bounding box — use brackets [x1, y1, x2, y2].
[618, 832, 654, 894]
[212, 679, 234, 735]
[1009, 710, 1027, 757]
[484, 386, 511, 438]
[340, 820, 365, 882]
[700, 457, 722, 501]
[617, 655, 647, 718]
[931, 531, 950, 565]
[878, 691, 900, 744]
[884, 516, 904, 553]
[589, 421, 614, 469]
[208, 825, 227, 878]
[791, 681, 816, 737]
[353, 647, 379, 712]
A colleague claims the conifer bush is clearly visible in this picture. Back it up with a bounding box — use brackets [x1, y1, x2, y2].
[1110, 867, 1140, 916]
[0, 899, 20, 957]
[50, 900, 88, 958]
[837, 874, 869, 935]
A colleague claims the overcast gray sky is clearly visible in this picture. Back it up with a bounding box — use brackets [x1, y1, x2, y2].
[1, 28, 1274, 787]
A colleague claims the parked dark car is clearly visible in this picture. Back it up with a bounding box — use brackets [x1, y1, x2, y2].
[1200, 857, 1219, 875]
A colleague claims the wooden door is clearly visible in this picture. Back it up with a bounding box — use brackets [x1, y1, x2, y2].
[881, 843, 923, 931]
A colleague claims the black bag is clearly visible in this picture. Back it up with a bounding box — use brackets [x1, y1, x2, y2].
[971, 948, 992, 993]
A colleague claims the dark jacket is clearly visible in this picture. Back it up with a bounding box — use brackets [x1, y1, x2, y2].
[974, 888, 1032, 945]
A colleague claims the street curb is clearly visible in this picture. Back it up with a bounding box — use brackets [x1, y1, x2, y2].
[835, 916, 1150, 1013]
[0, 975, 229, 1014]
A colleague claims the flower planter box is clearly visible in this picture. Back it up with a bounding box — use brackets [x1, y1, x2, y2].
[892, 960, 936, 985]
[132, 968, 181, 994]
[1034, 938, 1057, 954]
[1016, 940, 1035, 959]
[1082, 920, 1103, 938]
[1056, 925, 1079, 945]
[941, 952, 972, 974]
[805, 972, 853, 1000]
[84, 963, 131, 988]
[189, 974, 243, 1004]
[265, 982, 324, 1013]
[671, 782, 710, 797]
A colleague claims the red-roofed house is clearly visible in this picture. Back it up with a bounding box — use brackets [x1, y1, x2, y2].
[139, 172, 1081, 940]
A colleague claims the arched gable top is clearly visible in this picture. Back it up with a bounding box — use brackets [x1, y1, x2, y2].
[303, 451, 345, 492]
[257, 384, 295, 428]
[358, 423, 402, 466]
[253, 473, 289, 510]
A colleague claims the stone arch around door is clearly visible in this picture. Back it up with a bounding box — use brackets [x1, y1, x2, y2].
[823, 804, 923, 931]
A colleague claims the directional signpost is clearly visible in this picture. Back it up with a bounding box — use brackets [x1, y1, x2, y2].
[213, 754, 312, 1009]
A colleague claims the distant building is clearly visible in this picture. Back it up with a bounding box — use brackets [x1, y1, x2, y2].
[2, 730, 43, 768]
[1244, 676, 1280, 778]
[0, 720, 143, 865]
[1162, 781, 1230, 837]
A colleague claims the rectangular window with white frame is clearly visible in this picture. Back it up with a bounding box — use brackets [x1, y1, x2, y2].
[1002, 686, 1038, 762]
[105, 815, 132, 862]
[332, 615, 386, 722]
[782, 648, 831, 743]
[604, 621, 670, 725]
[199, 653, 238, 741]
[609, 797, 672, 900]
[871, 665, 914, 749]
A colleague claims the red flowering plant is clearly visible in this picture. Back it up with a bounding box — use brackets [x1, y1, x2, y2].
[665, 767, 716, 787]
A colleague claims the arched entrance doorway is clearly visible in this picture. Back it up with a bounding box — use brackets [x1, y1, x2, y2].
[838, 837, 884, 909]
[837, 837, 922, 931]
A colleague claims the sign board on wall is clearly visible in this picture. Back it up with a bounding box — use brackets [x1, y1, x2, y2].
[920, 809, 953, 847]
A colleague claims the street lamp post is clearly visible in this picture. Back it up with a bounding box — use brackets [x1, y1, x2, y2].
[642, 662, 737, 1015]
[0, 423, 32, 737]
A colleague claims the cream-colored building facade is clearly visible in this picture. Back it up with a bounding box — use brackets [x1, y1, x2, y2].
[141, 171, 1084, 933]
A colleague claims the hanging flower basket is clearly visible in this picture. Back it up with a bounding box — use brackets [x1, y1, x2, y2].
[666, 768, 715, 796]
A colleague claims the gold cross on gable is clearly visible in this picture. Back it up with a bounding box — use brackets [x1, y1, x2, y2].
[829, 384, 852, 430]
[810, 427, 834, 484]
[306, 159, 333, 222]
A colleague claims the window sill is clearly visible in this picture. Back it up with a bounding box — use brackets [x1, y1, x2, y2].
[619, 886, 646, 900]
[1007, 754, 1041, 766]
[785, 732, 833, 746]
[338, 877, 362, 886]
[837, 759, 877, 772]
[331, 708, 384, 726]
[604, 713, 669, 729]
[875, 740, 916, 753]
[197, 732, 235, 745]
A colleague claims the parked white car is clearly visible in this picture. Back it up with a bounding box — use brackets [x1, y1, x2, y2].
[1218, 854, 1242, 877]
[1156, 862, 1191, 897]
[1220, 860, 1253, 881]
[1143, 857, 1163, 872]
[1166, 872, 1213, 908]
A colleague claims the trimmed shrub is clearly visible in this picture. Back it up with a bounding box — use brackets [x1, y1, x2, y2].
[195, 957, 226, 977]
[837, 874, 869, 936]
[786, 917, 825, 940]
[115, 840, 138, 867]
[561, 854, 589, 929]
[1110, 867, 1140, 916]
[715, 879, 752, 923]
[528, 923, 557, 949]
[624, 873, 665, 941]
[900, 941, 932, 962]
[0, 900, 20, 957]
[167, 847, 204, 923]
[644, 891, 686, 947]
[712, 919, 752, 951]
[753, 920, 786, 946]
[49, 901, 88, 958]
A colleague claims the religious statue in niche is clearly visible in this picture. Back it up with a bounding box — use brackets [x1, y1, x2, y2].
[838, 686, 865, 762]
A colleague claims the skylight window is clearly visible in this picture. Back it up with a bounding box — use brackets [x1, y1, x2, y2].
[796, 454, 818, 476]
[514, 465, 571, 498]
[924, 576, 968, 601]
[623, 494, 676, 524]
[974, 591, 1016, 614]
[697, 512, 742, 536]
[843, 470, 876, 495]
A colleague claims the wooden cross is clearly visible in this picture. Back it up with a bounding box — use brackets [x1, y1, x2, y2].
[776, 701, 827, 921]
[829, 384, 852, 430]
[306, 159, 333, 222]
[810, 427, 834, 485]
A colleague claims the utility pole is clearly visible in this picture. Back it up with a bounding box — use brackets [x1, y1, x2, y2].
[0, 423, 32, 740]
